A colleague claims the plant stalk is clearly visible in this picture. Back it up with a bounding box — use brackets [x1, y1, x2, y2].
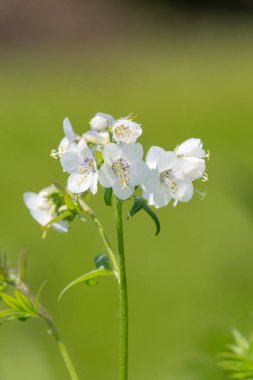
[79, 198, 119, 278]
[114, 197, 128, 380]
[46, 319, 79, 380]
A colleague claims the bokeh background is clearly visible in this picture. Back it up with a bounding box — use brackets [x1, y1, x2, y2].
[1, 0, 253, 379]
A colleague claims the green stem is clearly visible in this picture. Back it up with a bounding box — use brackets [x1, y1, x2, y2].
[46, 319, 79, 380]
[79, 198, 119, 278]
[114, 197, 128, 380]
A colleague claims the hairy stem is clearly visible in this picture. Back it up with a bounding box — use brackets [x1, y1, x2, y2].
[46, 319, 79, 380]
[114, 197, 128, 380]
[79, 198, 119, 278]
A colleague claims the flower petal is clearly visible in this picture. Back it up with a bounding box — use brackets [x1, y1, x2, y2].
[121, 143, 143, 163]
[152, 187, 171, 208]
[180, 157, 206, 180]
[67, 173, 92, 193]
[142, 168, 160, 193]
[170, 180, 194, 204]
[98, 164, 115, 187]
[176, 138, 206, 158]
[146, 146, 165, 169]
[130, 161, 149, 186]
[60, 149, 81, 174]
[63, 118, 77, 141]
[102, 143, 122, 165]
[78, 138, 93, 159]
[52, 220, 69, 233]
[90, 172, 98, 195]
[157, 151, 177, 172]
[23, 192, 44, 210]
[112, 181, 134, 200]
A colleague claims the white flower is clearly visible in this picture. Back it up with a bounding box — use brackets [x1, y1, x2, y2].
[23, 185, 68, 232]
[60, 138, 98, 194]
[83, 130, 110, 147]
[142, 146, 194, 208]
[175, 138, 206, 158]
[51, 118, 79, 159]
[89, 112, 115, 131]
[112, 119, 142, 144]
[175, 138, 207, 181]
[99, 143, 149, 200]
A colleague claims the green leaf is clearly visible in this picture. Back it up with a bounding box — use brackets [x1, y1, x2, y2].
[34, 280, 47, 314]
[52, 181, 77, 211]
[0, 309, 22, 318]
[14, 290, 34, 313]
[95, 150, 104, 164]
[59, 268, 114, 301]
[0, 293, 20, 311]
[95, 254, 111, 271]
[41, 211, 71, 231]
[128, 197, 160, 236]
[104, 188, 112, 206]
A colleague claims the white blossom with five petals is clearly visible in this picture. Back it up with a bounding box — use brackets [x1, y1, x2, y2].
[112, 119, 142, 144]
[99, 143, 149, 200]
[142, 146, 195, 208]
[60, 139, 98, 194]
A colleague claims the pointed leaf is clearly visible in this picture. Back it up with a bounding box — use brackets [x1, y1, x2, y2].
[41, 211, 71, 231]
[0, 309, 22, 318]
[52, 181, 77, 211]
[128, 197, 160, 236]
[128, 197, 144, 218]
[34, 280, 47, 314]
[0, 293, 20, 311]
[95, 150, 104, 164]
[59, 268, 114, 301]
[104, 188, 112, 206]
[142, 203, 160, 236]
[14, 290, 34, 313]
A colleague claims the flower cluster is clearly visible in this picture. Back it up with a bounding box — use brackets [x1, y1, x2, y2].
[55, 113, 207, 204]
[24, 112, 208, 230]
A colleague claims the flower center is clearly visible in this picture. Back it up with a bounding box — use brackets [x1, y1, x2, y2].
[112, 158, 130, 188]
[80, 158, 96, 176]
[160, 170, 177, 191]
[114, 125, 131, 138]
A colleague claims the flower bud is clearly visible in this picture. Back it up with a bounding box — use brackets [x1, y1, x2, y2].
[89, 113, 114, 131]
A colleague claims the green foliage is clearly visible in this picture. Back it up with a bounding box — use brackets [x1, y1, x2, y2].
[59, 257, 114, 301]
[0, 290, 37, 322]
[95, 254, 111, 271]
[220, 329, 253, 379]
[128, 196, 160, 236]
[104, 187, 113, 206]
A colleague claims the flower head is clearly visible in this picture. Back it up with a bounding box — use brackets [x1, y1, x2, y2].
[89, 112, 115, 131]
[112, 119, 142, 144]
[60, 139, 98, 194]
[143, 146, 197, 208]
[175, 138, 207, 181]
[23, 185, 68, 232]
[99, 143, 148, 200]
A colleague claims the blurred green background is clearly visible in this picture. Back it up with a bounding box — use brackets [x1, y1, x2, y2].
[1, 1, 253, 379]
